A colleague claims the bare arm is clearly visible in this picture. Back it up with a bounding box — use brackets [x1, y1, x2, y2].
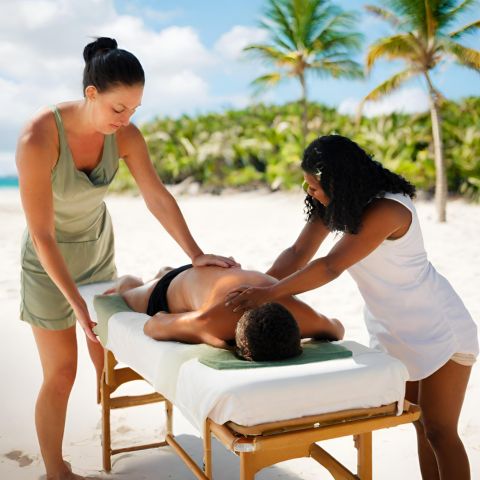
[278, 296, 344, 341]
[266, 219, 330, 279]
[16, 110, 98, 341]
[143, 310, 229, 349]
[118, 125, 237, 268]
[270, 200, 411, 297]
[227, 200, 411, 309]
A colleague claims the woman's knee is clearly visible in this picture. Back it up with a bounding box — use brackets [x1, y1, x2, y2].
[43, 364, 77, 396]
[423, 421, 459, 449]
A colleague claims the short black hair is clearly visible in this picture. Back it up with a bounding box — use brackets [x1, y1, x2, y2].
[302, 135, 416, 234]
[82, 37, 145, 93]
[235, 303, 302, 361]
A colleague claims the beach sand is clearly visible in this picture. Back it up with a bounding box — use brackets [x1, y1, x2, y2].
[0, 188, 478, 479]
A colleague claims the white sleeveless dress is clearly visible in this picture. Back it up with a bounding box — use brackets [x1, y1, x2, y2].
[347, 193, 478, 381]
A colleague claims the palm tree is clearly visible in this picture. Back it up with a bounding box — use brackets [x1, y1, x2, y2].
[361, 0, 480, 222]
[244, 0, 363, 147]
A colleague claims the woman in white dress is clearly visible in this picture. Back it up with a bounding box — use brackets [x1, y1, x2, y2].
[226, 134, 478, 480]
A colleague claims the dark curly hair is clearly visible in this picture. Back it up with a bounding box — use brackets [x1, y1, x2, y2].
[235, 303, 302, 361]
[301, 135, 416, 234]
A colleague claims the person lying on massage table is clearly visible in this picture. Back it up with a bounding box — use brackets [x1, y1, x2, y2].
[105, 264, 344, 361]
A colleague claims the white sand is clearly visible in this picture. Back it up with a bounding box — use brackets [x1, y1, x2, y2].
[0, 188, 478, 479]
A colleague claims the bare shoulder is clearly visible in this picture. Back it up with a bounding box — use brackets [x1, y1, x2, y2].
[16, 107, 58, 170]
[363, 197, 411, 230]
[244, 270, 277, 287]
[116, 123, 144, 157]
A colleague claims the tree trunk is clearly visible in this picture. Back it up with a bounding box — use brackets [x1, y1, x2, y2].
[299, 73, 308, 151]
[425, 74, 447, 222]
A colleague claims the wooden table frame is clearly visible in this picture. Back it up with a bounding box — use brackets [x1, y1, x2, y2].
[101, 348, 420, 479]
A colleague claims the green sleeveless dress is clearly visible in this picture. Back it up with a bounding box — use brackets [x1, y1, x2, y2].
[20, 106, 119, 330]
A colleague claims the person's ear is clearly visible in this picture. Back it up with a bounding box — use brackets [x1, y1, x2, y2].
[85, 85, 98, 101]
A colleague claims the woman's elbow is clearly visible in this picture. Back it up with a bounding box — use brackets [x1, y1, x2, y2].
[322, 258, 343, 282]
[29, 231, 56, 251]
[143, 318, 157, 339]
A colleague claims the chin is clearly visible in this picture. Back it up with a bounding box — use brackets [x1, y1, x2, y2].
[104, 124, 120, 134]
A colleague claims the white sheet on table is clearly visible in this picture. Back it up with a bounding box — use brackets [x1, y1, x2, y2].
[79, 281, 115, 323]
[176, 340, 407, 431]
[80, 283, 409, 432]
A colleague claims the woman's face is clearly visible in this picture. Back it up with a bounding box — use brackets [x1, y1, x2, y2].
[85, 83, 144, 134]
[303, 172, 330, 206]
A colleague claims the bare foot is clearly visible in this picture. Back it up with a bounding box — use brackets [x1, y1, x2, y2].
[103, 274, 144, 295]
[46, 470, 103, 480]
[46, 471, 86, 480]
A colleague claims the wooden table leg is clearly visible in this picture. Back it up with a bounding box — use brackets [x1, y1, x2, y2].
[101, 371, 112, 472]
[356, 432, 372, 480]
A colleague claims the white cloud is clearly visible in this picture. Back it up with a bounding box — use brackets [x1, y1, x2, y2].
[119, 2, 183, 24]
[214, 25, 268, 61]
[338, 87, 430, 117]
[0, 0, 223, 174]
[19, 0, 58, 28]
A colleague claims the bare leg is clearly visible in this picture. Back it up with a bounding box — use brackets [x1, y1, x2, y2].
[85, 335, 104, 404]
[406, 360, 472, 480]
[405, 381, 440, 480]
[106, 269, 172, 296]
[419, 360, 472, 480]
[104, 274, 144, 295]
[32, 325, 87, 480]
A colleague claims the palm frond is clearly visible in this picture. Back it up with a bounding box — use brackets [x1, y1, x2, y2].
[311, 59, 364, 78]
[265, 0, 298, 47]
[309, 10, 363, 60]
[449, 20, 480, 38]
[259, 20, 295, 51]
[364, 5, 402, 28]
[363, 68, 416, 102]
[243, 44, 291, 63]
[317, 31, 363, 55]
[250, 72, 285, 96]
[287, 0, 309, 46]
[302, 0, 333, 45]
[382, 0, 428, 35]
[441, 39, 480, 69]
[311, 10, 358, 43]
[366, 34, 420, 72]
[445, 0, 478, 19]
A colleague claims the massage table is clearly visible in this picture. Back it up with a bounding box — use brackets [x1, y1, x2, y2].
[80, 282, 420, 480]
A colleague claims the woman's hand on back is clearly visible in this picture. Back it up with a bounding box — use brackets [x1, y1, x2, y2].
[192, 253, 240, 268]
[224, 285, 272, 312]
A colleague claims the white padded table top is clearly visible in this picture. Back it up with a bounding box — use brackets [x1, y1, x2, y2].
[80, 282, 408, 431]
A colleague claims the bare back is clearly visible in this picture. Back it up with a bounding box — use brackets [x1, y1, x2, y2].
[173, 267, 275, 311]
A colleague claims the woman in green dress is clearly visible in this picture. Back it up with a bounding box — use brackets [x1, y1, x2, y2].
[16, 37, 237, 480]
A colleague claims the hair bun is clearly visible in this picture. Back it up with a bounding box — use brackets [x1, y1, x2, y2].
[83, 37, 118, 63]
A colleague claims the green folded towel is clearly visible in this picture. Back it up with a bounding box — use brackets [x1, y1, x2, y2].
[199, 341, 352, 370]
[93, 294, 133, 345]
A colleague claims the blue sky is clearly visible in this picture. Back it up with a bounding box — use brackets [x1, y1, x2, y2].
[115, 0, 480, 109]
[0, 0, 479, 175]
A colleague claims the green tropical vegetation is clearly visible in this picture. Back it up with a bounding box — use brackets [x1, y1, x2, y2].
[360, 0, 480, 221]
[243, 0, 363, 146]
[111, 0, 480, 214]
[112, 97, 480, 202]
